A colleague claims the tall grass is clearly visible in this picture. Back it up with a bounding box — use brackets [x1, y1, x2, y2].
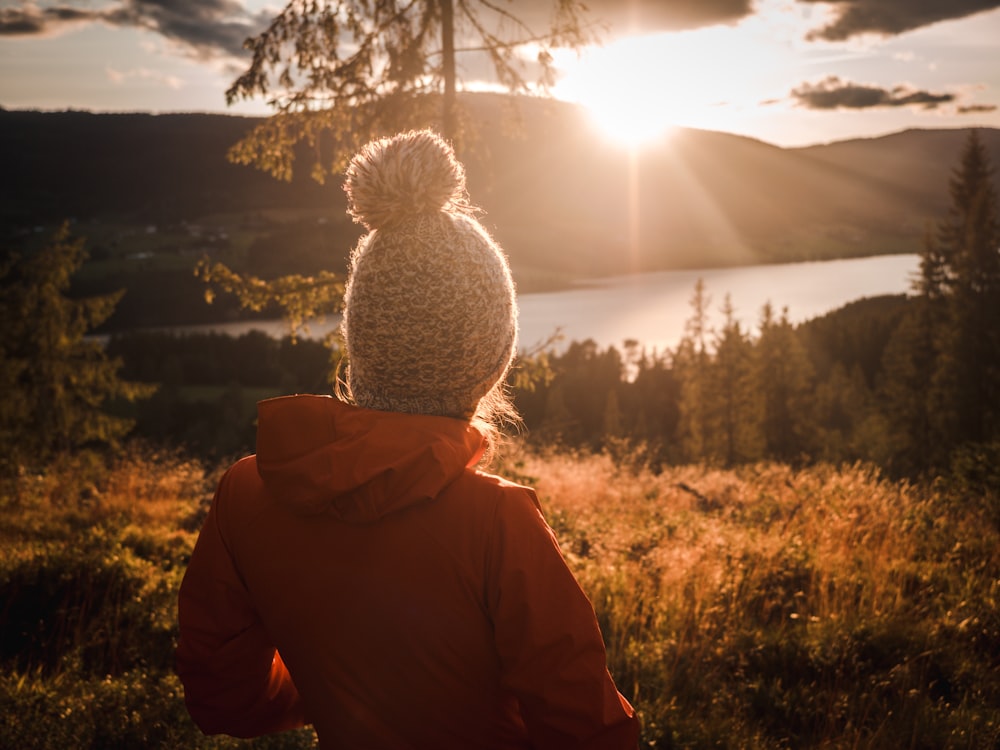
[504, 447, 1000, 748]
[2, 447, 998, 748]
[0, 450, 318, 749]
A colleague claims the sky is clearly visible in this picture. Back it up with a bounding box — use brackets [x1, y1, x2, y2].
[1, 0, 998, 148]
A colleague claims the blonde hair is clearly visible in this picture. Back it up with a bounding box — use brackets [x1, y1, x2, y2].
[471, 375, 522, 465]
[335, 355, 520, 466]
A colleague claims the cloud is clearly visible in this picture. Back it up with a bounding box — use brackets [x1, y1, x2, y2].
[797, 0, 1000, 41]
[586, 0, 754, 33]
[0, 4, 98, 35]
[506, 0, 753, 36]
[106, 64, 184, 88]
[0, 1, 270, 60]
[1, 1, 762, 63]
[958, 103, 999, 114]
[790, 76, 955, 109]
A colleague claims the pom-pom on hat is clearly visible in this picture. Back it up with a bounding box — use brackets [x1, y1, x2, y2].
[341, 130, 518, 419]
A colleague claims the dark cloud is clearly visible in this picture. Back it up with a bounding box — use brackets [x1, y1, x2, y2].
[106, 0, 266, 58]
[0, 5, 98, 35]
[0, 1, 269, 59]
[0, 9, 46, 35]
[506, 0, 753, 36]
[791, 76, 955, 110]
[584, 0, 754, 33]
[2, 0, 761, 61]
[958, 103, 999, 114]
[798, 0, 1000, 41]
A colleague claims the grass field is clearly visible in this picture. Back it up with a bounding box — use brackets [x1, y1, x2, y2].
[1, 446, 998, 748]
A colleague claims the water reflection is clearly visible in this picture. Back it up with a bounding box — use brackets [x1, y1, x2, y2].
[165, 254, 920, 354]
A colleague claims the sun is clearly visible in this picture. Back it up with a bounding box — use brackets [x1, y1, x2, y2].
[555, 38, 683, 148]
[552, 18, 797, 149]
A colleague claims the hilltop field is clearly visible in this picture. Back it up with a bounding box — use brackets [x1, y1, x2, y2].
[1, 446, 998, 749]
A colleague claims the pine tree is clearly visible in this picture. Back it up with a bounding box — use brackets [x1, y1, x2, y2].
[629, 349, 679, 462]
[754, 302, 815, 464]
[879, 226, 949, 474]
[674, 279, 713, 462]
[0, 226, 152, 473]
[812, 362, 873, 463]
[710, 294, 761, 466]
[601, 388, 623, 440]
[934, 130, 1000, 446]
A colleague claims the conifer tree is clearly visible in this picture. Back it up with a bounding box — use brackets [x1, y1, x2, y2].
[754, 302, 815, 464]
[629, 349, 679, 459]
[879, 226, 949, 474]
[601, 388, 623, 440]
[710, 294, 761, 466]
[812, 362, 873, 463]
[0, 226, 152, 473]
[934, 130, 1000, 447]
[674, 279, 713, 463]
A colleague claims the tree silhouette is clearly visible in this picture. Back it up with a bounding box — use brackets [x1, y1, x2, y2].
[934, 130, 1000, 447]
[879, 227, 948, 474]
[674, 279, 712, 462]
[226, 0, 596, 182]
[754, 302, 814, 464]
[710, 294, 760, 466]
[0, 226, 152, 473]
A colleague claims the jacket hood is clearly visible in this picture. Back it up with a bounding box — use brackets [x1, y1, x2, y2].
[255, 395, 487, 523]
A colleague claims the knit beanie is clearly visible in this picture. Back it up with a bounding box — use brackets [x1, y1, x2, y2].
[341, 130, 518, 419]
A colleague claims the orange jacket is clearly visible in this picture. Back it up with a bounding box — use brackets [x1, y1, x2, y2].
[177, 395, 639, 748]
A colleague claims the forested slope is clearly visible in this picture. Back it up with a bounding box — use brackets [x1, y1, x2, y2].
[3, 97, 997, 279]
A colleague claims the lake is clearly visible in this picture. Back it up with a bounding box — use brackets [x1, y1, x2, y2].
[170, 254, 920, 354]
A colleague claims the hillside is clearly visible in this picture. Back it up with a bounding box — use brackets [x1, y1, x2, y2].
[793, 127, 1000, 217]
[1, 97, 997, 327]
[2, 449, 998, 748]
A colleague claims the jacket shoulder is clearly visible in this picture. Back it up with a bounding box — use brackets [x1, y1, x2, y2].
[211, 455, 269, 526]
[449, 468, 539, 505]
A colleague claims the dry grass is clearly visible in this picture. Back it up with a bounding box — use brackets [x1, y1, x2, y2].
[502, 447, 1000, 748]
[1, 446, 998, 748]
[0, 448, 212, 546]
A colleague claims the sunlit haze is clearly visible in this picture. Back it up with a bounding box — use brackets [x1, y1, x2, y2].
[0, 0, 998, 147]
[552, 5, 819, 147]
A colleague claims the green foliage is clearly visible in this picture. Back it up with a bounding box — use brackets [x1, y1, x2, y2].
[195, 257, 345, 343]
[194, 258, 347, 405]
[0, 225, 153, 474]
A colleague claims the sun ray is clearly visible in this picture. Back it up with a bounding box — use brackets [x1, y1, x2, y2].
[551, 2, 824, 148]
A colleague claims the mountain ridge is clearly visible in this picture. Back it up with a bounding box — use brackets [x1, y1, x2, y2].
[2, 94, 998, 280]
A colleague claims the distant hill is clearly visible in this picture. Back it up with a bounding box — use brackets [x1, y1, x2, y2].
[2, 95, 998, 280]
[0, 109, 338, 225]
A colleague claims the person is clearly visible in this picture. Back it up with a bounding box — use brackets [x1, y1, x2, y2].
[176, 129, 640, 749]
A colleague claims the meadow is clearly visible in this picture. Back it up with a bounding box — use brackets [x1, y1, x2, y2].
[1, 445, 998, 749]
